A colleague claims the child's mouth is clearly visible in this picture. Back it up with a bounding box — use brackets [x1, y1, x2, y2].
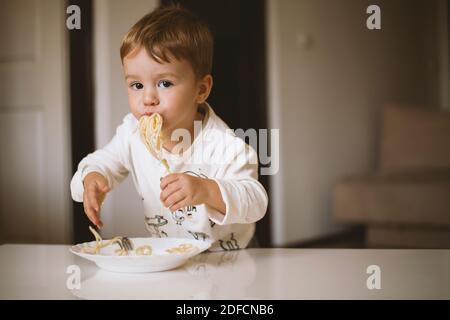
[140, 112, 165, 125]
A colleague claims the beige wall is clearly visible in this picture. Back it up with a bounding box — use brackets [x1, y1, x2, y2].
[94, 0, 159, 238]
[268, 0, 446, 246]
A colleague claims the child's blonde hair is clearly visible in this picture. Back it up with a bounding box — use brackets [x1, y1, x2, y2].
[120, 5, 213, 79]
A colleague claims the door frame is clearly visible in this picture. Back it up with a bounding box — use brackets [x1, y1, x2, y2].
[68, 0, 96, 243]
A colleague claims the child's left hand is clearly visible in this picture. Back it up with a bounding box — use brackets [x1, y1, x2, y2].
[160, 173, 209, 212]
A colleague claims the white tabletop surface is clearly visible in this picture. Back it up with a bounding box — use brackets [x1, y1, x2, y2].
[0, 244, 449, 299]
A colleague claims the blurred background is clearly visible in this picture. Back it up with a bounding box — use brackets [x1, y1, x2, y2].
[0, 0, 449, 249]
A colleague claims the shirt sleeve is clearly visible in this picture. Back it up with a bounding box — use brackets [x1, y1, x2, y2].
[205, 138, 268, 225]
[70, 114, 134, 202]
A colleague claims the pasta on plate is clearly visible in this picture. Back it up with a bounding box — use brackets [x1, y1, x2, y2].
[81, 226, 152, 256]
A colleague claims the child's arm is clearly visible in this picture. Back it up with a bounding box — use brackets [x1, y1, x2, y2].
[82, 172, 110, 228]
[204, 141, 268, 225]
[202, 179, 226, 214]
[71, 114, 134, 225]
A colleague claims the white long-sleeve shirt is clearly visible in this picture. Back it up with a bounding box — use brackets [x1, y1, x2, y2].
[70, 103, 268, 251]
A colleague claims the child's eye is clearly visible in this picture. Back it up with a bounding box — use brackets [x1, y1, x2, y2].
[158, 80, 173, 89]
[130, 82, 144, 90]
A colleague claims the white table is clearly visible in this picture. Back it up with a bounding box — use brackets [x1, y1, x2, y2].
[0, 244, 449, 299]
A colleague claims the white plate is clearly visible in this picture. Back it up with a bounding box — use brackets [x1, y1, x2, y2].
[70, 237, 211, 273]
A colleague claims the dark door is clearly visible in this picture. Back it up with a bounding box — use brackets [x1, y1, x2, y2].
[68, 0, 96, 243]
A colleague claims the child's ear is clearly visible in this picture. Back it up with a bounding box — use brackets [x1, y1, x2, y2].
[196, 75, 213, 104]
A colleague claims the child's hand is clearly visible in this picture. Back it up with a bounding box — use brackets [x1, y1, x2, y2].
[160, 173, 209, 212]
[160, 173, 226, 214]
[82, 172, 110, 228]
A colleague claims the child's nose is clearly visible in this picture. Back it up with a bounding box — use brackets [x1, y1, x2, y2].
[143, 89, 159, 106]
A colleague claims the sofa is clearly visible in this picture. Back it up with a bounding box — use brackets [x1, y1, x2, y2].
[333, 104, 450, 248]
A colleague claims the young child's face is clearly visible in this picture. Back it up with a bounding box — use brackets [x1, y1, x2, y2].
[123, 47, 209, 136]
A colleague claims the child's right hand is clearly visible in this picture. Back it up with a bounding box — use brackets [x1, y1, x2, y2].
[82, 172, 110, 228]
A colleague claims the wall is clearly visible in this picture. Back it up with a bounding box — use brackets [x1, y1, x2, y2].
[267, 0, 445, 246]
[94, 0, 159, 238]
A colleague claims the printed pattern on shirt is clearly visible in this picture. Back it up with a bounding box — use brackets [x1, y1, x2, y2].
[145, 215, 168, 237]
[219, 233, 240, 251]
[187, 230, 209, 241]
[171, 205, 197, 226]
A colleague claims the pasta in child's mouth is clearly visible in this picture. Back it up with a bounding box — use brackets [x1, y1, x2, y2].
[81, 226, 152, 256]
[139, 113, 170, 172]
